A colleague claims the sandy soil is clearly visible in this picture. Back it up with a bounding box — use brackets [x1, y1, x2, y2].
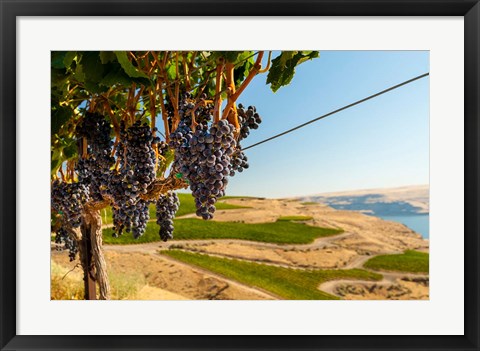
[166, 240, 359, 269]
[320, 275, 429, 300]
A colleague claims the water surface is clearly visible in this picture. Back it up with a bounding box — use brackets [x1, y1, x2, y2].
[379, 214, 429, 239]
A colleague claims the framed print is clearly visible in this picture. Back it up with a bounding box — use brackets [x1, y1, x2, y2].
[1, 0, 479, 350]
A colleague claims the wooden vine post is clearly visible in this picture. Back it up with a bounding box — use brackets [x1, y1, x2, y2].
[79, 216, 98, 300]
[76, 137, 111, 300]
[82, 208, 110, 300]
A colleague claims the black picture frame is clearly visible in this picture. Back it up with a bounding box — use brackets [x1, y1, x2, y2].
[1, 1, 478, 350]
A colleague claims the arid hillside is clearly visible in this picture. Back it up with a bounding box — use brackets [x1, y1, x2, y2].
[298, 184, 429, 215]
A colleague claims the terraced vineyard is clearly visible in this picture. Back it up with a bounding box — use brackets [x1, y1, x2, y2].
[52, 196, 429, 300]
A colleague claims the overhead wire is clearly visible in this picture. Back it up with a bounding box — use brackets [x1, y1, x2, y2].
[242, 72, 430, 151]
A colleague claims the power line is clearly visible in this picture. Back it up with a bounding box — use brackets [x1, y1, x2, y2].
[242, 72, 430, 151]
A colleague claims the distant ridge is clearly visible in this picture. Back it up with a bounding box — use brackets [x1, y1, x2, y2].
[298, 185, 429, 216]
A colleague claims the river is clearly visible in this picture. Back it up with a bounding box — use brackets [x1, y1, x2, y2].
[378, 214, 429, 239]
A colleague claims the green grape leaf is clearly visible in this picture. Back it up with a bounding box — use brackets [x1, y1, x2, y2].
[63, 52, 77, 69]
[51, 68, 69, 89]
[114, 51, 149, 79]
[210, 51, 252, 64]
[297, 51, 320, 65]
[85, 79, 109, 94]
[51, 158, 61, 174]
[51, 52, 67, 69]
[63, 142, 77, 159]
[81, 52, 104, 83]
[51, 106, 72, 135]
[222, 51, 242, 63]
[100, 51, 117, 64]
[74, 63, 86, 83]
[50, 149, 63, 175]
[207, 84, 216, 98]
[232, 51, 255, 86]
[266, 51, 319, 92]
[99, 64, 134, 87]
[235, 51, 255, 65]
[140, 114, 150, 125]
[166, 64, 176, 81]
[279, 51, 296, 66]
[234, 59, 253, 87]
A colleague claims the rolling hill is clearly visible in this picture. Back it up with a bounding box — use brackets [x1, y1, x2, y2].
[298, 185, 429, 216]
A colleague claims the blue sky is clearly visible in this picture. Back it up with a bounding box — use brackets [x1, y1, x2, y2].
[208, 51, 430, 198]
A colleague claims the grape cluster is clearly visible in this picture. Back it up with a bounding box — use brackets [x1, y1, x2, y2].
[54, 226, 78, 261]
[109, 121, 157, 238]
[51, 180, 90, 227]
[155, 191, 180, 241]
[75, 112, 115, 201]
[226, 104, 261, 176]
[230, 149, 249, 175]
[120, 121, 156, 191]
[169, 118, 194, 178]
[165, 93, 214, 131]
[111, 198, 152, 239]
[54, 111, 169, 243]
[192, 98, 213, 125]
[157, 140, 170, 156]
[237, 104, 262, 139]
[170, 120, 236, 219]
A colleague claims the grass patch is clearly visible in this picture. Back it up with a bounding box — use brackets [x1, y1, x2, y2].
[103, 222, 163, 244]
[166, 193, 250, 215]
[364, 250, 429, 273]
[108, 271, 146, 300]
[162, 250, 382, 300]
[172, 219, 341, 243]
[51, 260, 146, 300]
[51, 261, 84, 300]
[176, 193, 199, 217]
[101, 193, 249, 225]
[277, 215, 313, 221]
[101, 207, 114, 225]
[104, 218, 343, 245]
[301, 202, 319, 206]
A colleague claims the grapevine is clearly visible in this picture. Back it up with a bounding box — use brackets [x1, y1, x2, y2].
[54, 226, 79, 262]
[50, 50, 318, 299]
[51, 51, 278, 240]
[156, 191, 180, 241]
